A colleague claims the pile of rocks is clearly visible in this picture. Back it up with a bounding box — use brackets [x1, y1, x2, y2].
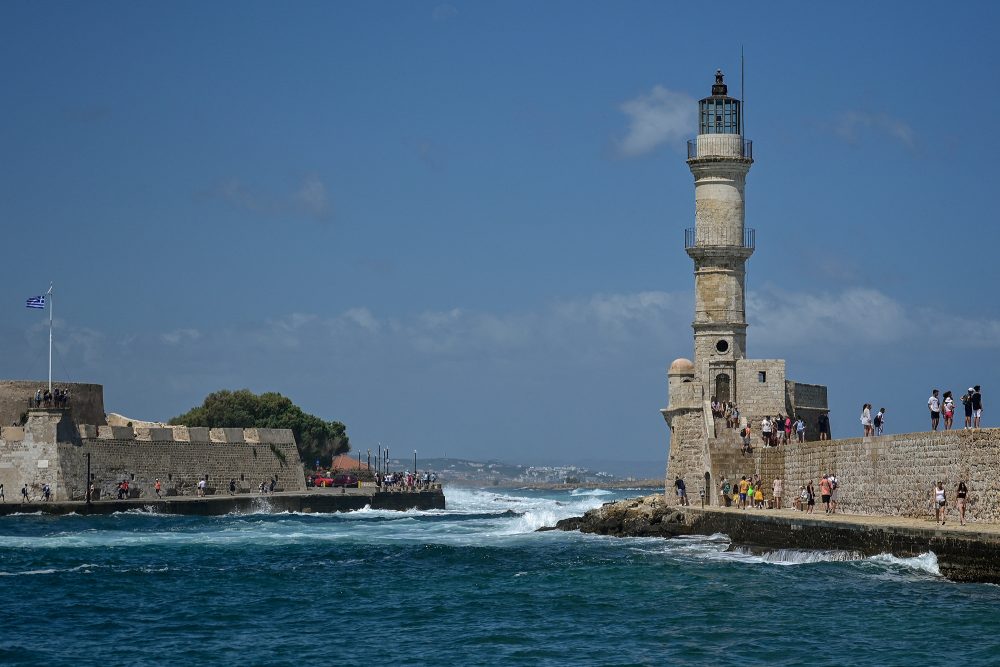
[542, 494, 691, 538]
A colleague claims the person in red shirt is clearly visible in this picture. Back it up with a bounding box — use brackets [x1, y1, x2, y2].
[819, 475, 832, 513]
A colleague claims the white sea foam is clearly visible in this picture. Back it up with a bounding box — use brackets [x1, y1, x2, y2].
[0, 487, 621, 550]
[569, 488, 613, 497]
[867, 551, 941, 576]
[728, 546, 864, 565]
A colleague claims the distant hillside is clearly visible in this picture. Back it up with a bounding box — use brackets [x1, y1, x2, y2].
[382, 456, 653, 486]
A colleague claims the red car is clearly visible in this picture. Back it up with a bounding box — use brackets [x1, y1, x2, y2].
[310, 474, 336, 487]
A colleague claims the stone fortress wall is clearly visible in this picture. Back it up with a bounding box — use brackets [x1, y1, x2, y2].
[0, 380, 107, 427]
[705, 428, 1000, 522]
[0, 409, 306, 501]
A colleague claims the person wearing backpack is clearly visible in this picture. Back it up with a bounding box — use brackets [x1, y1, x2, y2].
[721, 478, 732, 507]
[873, 408, 885, 436]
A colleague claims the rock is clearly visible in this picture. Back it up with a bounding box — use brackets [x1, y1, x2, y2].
[538, 495, 692, 538]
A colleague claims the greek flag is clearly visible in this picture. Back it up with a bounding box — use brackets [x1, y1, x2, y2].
[26, 295, 45, 309]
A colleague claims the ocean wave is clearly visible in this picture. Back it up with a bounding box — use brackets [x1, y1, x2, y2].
[0, 563, 100, 577]
[867, 552, 941, 577]
[728, 546, 864, 565]
[569, 488, 613, 497]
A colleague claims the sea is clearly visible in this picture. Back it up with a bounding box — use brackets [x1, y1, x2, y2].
[0, 486, 997, 666]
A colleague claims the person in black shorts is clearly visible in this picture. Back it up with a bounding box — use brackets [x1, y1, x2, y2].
[963, 389, 974, 429]
[972, 385, 983, 428]
[674, 476, 689, 506]
[818, 413, 830, 440]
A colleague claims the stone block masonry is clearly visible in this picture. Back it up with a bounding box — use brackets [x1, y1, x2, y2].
[705, 428, 1000, 523]
[0, 409, 306, 501]
[0, 380, 106, 427]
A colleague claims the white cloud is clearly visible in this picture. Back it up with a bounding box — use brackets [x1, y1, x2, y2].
[615, 85, 695, 157]
[749, 286, 912, 349]
[161, 328, 201, 345]
[834, 111, 916, 151]
[340, 307, 380, 333]
[200, 175, 333, 221]
[291, 174, 332, 220]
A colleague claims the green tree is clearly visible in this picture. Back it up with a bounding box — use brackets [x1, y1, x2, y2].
[169, 389, 350, 465]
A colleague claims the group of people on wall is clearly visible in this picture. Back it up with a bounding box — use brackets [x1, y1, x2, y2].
[856, 386, 985, 437]
[926, 387, 983, 432]
[707, 474, 973, 525]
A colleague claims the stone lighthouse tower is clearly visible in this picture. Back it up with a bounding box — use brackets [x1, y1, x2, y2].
[686, 69, 753, 404]
[662, 69, 828, 504]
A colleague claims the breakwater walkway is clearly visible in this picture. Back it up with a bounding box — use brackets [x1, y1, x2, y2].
[0, 488, 445, 516]
[548, 495, 1000, 583]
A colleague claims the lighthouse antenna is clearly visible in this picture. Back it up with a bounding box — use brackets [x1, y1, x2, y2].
[740, 46, 745, 135]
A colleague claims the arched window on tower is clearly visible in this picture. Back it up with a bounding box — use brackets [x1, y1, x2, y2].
[715, 373, 731, 403]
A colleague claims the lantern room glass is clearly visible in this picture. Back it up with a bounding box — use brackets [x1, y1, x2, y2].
[699, 97, 741, 135]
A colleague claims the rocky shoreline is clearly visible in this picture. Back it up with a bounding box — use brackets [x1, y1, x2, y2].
[542, 495, 1000, 584]
[543, 494, 691, 537]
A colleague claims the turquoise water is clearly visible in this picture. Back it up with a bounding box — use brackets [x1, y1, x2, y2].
[0, 487, 997, 666]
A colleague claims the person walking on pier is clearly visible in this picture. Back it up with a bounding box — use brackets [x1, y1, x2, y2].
[820, 475, 833, 513]
[943, 391, 955, 430]
[738, 476, 749, 509]
[933, 481, 947, 525]
[720, 477, 731, 507]
[673, 476, 689, 506]
[0, 483, 4, 503]
[154, 479, 162, 498]
[861, 404, 872, 437]
[818, 412, 830, 441]
[761, 416, 773, 447]
[956, 481, 969, 526]
[873, 408, 886, 436]
[828, 474, 838, 513]
[805, 481, 815, 513]
[928, 389, 941, 431]
[962, 389, 974, 429]
[972, 385, 983, 428]
[21, 484, 29, 503]
[772, 477, 783, 510]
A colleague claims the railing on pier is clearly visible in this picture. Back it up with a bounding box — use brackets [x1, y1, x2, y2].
[684, 227, 755, 249]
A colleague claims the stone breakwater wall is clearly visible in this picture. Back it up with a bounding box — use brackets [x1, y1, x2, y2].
[549, 496, 1000, 584]
[0, 409, 306, 501]
[0, 489, 446, 517]
[702, 428, 1000, 522]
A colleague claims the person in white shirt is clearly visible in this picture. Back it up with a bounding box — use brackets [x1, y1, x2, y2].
[761, 417, 773, 446]
[928, 389, 941, 431]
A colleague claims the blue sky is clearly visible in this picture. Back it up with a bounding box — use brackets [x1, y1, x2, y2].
[2, 1, 998, 472]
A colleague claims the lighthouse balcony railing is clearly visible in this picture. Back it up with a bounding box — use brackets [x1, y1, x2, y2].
[685, 228, 755, 249]
[687, 138, 752, 160]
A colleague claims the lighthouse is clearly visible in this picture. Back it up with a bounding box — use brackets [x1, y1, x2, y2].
[686, 69, 753, 405]
[661, 69, 828, 505]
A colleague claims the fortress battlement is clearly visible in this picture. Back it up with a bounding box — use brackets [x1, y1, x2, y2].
[0, 408, 305, 501]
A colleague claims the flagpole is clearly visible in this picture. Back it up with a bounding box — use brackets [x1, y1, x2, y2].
[47, 283, 53, 392]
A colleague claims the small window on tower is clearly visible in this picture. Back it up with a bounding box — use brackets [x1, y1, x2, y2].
[758, 371, 767, 383]
[716, 340, 729, 353]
